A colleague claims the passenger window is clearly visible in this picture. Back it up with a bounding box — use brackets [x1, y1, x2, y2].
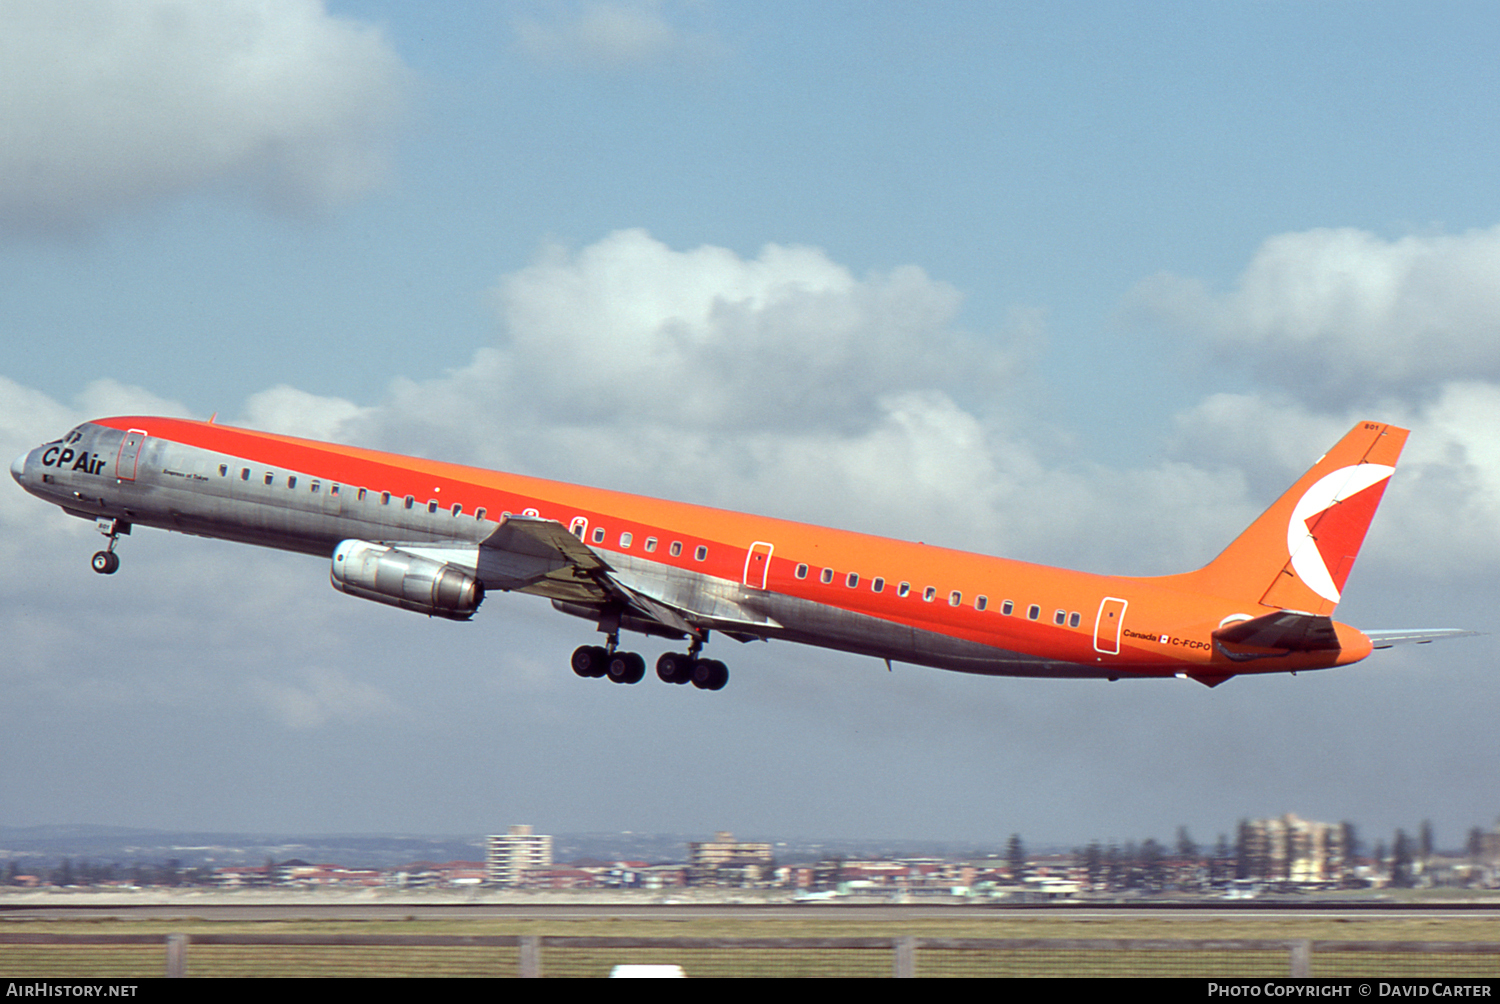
[475, 508, 486, 521]
[846, 572, 859, 588]
[694, 545, 707, 561]
[976, 596, 988, 611]
[670, 542, 683, 557]
[451, 503, 462, 516]
[820, 568, 834, 584]
[923, 586, 937, 602]
[1069, 612, 1081, 628]
[218, 464, 227, 477]
[949, 590, 962, 606]
[795, 564, 808, 579]
[331, 485, 340, 496]
[381, 492, 391, 505]
[1027, 604, 1040, 621]
[287, 476, 297, 489]
[645, 537, 658, 552]
[592, 527, 606, 544]
[264, 473, 274, 485]
[620, 532, 632, 548]
[241, 468, 249, 481]
[311, 481, 320, 493]
[872, 577, 884, 592]
[405, 495, 415, 509]
[428, 499, 440, 514]
[1054, 609, 1066, 626]
[1002, 600, 1014, 616]
[898, 581, 911, 598]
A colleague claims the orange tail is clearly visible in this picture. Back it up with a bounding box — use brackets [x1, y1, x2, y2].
[1162, 422, 1408, 615]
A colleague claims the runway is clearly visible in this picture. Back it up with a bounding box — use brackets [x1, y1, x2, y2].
[4, 898, 1498, 923]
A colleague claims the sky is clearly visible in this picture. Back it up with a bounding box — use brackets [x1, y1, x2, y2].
[2, 0, 1498, 854]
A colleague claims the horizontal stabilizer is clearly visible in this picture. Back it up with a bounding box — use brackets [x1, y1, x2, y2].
[1364, 628, 1480, 649]
[1213, 610, 1340, 661]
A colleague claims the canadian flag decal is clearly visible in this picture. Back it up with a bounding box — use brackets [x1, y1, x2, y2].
[1286, 464, 1395, 604]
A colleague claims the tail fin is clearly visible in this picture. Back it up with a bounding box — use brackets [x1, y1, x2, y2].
[1165, 422, 1408, 614]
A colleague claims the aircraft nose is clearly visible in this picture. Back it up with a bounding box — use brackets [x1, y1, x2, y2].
[10, 450, 26, 485]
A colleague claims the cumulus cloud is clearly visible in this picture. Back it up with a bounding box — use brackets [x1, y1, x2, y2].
[1373, 382, 1500, 578]
[0, 375, 82, 454]
[513, 0, 723, 70]
[0, 0, 409, 232]
[487, 229, 1006, 435]
[1127, 225, 1500, 404]
[313, 230, 1046, 561]
[1118, 225, 1500, 580]
[239, 384, 371, 441]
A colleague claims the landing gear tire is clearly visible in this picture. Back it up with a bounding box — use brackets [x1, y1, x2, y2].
[91, 551, 119, 575]
[690, 658, 729, 691]
[607, 651, 646, 684]
[571, 645, 609, 678]
[656, 652, 692, 684]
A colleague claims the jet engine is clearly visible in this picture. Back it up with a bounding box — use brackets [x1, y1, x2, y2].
[330, 539, 484, 621]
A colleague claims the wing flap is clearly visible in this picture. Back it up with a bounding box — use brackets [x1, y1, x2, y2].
[474, 515, 613, 601]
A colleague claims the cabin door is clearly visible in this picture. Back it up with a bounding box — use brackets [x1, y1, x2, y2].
[1093, 597, 1128, 655]
[114, 429, 147, 482]
[742, 541, 774, 590]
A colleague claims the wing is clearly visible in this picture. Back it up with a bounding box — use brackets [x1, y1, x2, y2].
[476, 513, 613, 604]
[475, 515, 778, 640]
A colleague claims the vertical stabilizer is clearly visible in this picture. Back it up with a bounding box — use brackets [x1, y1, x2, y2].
[1165, 422, 1407, 615]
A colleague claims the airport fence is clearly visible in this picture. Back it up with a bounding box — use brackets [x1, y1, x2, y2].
[2, 931, 1499, 977]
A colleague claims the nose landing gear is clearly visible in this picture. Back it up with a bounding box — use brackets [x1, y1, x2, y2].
[90, 517, 129, 575]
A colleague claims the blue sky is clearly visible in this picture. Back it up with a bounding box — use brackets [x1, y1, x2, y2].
[2, 1, 1498, 852]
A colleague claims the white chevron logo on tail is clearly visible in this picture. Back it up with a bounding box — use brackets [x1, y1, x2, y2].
[1286, 464, 1395, 604]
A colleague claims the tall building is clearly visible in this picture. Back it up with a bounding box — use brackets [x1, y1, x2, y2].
[1238, 814, 1348, 884]
[687, 831, 774, 887]
[487, 825, 553, 887]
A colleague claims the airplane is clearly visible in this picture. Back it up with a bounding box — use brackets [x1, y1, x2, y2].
[10, 416, 1473, 690]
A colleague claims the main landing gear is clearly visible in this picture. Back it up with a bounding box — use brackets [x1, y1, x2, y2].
[571, 635, 729, 691]
[570, 645, 647, 684]
[654, 651, 728, 690]
[90, 518, 128, 575]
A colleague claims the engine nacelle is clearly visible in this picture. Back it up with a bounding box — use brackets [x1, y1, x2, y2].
[330, 539, 484, 621]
